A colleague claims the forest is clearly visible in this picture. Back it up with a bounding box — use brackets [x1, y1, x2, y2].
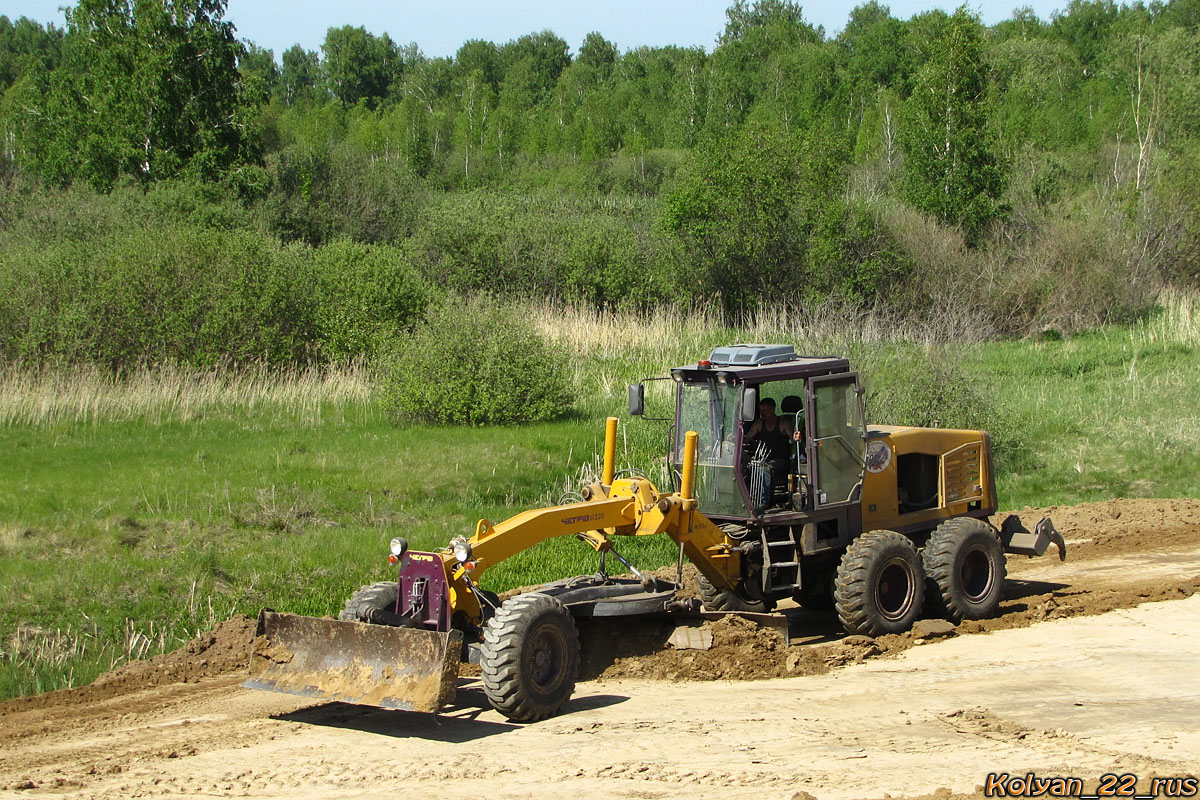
[0, 0, 1198, 372]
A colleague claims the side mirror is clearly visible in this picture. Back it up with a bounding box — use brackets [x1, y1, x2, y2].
[628, 383, 645, 416]
[741, 387, 757, 422]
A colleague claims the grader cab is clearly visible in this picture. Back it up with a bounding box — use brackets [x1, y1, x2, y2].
[247, 344, 1064, 722]
[629, 344, 1064, 620]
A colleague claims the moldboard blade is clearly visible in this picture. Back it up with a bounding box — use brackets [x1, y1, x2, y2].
[243, 611, 461, 712]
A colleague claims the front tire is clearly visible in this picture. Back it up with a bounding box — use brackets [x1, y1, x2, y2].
[696, 572, 771, 613]
[479, 593, 579, 723]
[923, 517, 1005, 621]
[338, 581, 399, 622]
[834, 530, 924, 636]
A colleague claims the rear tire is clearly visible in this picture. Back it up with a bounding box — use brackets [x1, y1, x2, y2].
[923, 517, 1005, 621]
[834, 530, 924, 636]
[695, 572, 770, 613]
[479, 593, 579, 723]
[338, 582, 399, 622]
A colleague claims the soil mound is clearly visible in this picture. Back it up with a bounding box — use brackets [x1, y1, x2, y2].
[578, 614, 916, 681]
[962, 574, 1200, 632]
[0, 615, 255, 716]
[93, 615, 256, 688]
[574, 572, 1200, 683]
[994, 497, 1200, 557]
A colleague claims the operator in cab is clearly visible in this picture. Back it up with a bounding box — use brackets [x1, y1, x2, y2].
[745, 396, 804, 511]
[745, 396, 799, 456]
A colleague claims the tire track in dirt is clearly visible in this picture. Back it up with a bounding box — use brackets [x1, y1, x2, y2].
[937, 707, 1191, 775]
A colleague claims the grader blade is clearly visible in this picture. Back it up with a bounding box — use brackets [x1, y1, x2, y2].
[244, 611, 462, 712]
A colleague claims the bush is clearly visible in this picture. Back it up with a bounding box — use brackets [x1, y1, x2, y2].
[0, 227, 321, 368]
[0, 196, 437, 368]
[380, 295, 573, 426]
[987, 210, 1158, 334]
[861, 344, 1030, 471]
[311, 240, 434, 361]
[264, 144, 426, 246]
[409, 190, 675, 308]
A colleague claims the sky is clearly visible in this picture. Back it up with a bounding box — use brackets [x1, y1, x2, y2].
[6, 0, 1069, 59]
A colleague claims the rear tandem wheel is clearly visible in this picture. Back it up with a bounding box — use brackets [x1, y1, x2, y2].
[834, 530, 925, 636]
[695, 572, 772, 613]
[922, 517, 1006, 621]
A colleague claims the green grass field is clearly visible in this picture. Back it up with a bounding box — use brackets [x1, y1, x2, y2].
[2, 298, 1197, 700]
[971, 329, 1200, 505]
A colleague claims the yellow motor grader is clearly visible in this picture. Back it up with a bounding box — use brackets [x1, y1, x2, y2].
[246, 344, 1064, 722]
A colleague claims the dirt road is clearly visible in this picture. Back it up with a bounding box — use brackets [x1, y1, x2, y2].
[1, 498, 1198, 800]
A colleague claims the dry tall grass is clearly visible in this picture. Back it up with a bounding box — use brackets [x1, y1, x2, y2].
[531, 297, 991, 358]
[1142, 288, 1200, 345]
[3, 615, 176, 692]
[0, 362, 373, 427]
[529, 298, 994, 405]
[1, 292, 1191, 429]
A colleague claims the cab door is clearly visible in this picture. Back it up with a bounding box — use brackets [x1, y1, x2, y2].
[808, 374, 867, 507]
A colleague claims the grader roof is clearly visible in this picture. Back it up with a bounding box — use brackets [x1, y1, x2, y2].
[671, 343, 850, 383]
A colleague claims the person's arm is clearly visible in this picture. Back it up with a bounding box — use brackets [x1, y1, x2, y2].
[746, 420, 762, 439]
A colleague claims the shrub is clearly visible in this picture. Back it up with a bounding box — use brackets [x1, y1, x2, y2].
[861, 344, 1030, 471]
[988, 211, 1158, 334]
[0, 208, 440, 368]
[409, 190, 675, 309]
[558, 215, 649, 307]
[0, 227, 321, 368]
[410, 192, 520, 293]
[380, 295, 573, 426]
[311, 239, 434, 361]
[264, 144, 425, 246]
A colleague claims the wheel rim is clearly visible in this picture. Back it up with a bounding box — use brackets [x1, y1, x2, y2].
[525, 621, 567, 693]
[959, 545, 995, 603]
[875, 557, 916, 621]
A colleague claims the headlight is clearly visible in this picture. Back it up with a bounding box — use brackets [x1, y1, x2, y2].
[389, 537, 408, 557]
[450, 536, 473, 564]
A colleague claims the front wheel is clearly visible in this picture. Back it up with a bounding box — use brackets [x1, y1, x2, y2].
[834, 530, 924, 636]
[695, 572, 771, 613]
[338, 581, 398, 622]
[479, 593, 579, 723]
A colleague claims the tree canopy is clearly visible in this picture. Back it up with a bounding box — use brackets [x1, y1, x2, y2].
[1, 0, 1198, 333]
[15, 0, 246, 189]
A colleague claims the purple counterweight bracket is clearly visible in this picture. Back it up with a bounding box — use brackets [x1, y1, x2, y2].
[398, 554, 452, 632]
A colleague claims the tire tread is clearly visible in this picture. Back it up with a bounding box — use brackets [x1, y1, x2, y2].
[338, 581, 399, 622]
[695, 573, 767, 613]
[834, 530, 924, 636]
[478, 592, 579, 723]
[922, 517, 1005, 621]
